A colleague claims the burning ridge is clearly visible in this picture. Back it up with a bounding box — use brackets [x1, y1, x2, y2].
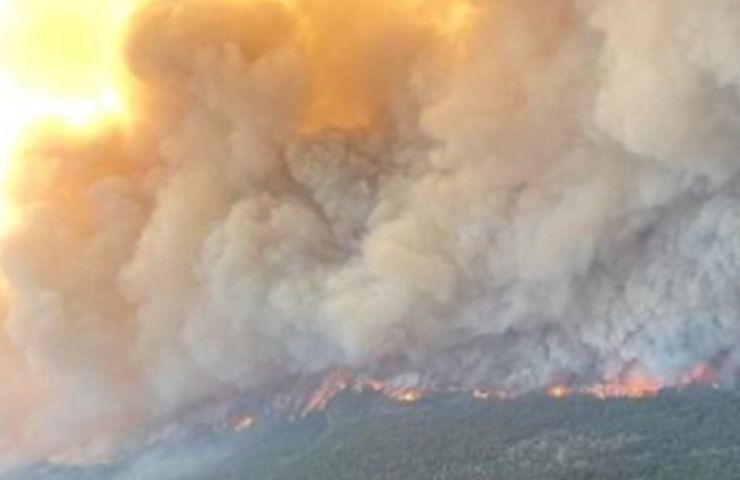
[1, 0, 740, 467]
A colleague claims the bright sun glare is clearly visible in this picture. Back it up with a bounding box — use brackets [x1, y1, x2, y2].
[0, 0, 136, 229]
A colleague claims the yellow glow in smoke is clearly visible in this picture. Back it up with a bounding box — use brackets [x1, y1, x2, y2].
[299, 0, 477, 132]
[0, 0, 477, 229]
[0, 0, 138, 230]
[399, 0, 477, 36]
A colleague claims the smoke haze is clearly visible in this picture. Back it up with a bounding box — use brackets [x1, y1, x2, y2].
[2, 0, 740, 466]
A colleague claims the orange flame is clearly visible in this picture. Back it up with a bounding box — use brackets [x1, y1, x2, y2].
[547, 385, 572, 399]
[582, 377, 662, 400]
[282, 360, 723, 422]
[233, 415, 255, 432]
[300, 372, 352, 416]
[391, 389, 424, 404]
[678, 363, 719, 388]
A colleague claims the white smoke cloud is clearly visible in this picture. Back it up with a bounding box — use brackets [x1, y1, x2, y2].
[2, 0, 740, 467]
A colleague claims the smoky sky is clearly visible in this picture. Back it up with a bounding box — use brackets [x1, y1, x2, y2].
[2, 0, 740, 467]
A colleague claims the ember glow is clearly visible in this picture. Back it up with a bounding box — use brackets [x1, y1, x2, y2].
[292, 365, 715, 418]
[548, 379, 661, 401]
[233, 415, 255, 432]
[392, 389, 424, 404]
[293, 373, 429, 417]
[1, 0, 740, 471]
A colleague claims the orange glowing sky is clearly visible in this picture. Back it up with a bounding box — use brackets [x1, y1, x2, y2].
[0, 0, 138, 229]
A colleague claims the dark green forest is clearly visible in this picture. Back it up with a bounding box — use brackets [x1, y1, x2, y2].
[10, 387, 740, 480]
[259, 388, 740, 480]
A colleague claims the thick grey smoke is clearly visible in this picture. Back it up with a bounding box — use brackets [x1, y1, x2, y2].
[2, 0, 740, 466]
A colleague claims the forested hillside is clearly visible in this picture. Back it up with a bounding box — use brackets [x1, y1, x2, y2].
[7, 387, 740, 480]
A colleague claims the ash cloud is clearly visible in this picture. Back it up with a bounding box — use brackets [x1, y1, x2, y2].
[2, 0, 740, 465]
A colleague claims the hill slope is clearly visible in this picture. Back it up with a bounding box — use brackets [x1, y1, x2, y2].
[268, 388, 740, 480]
[5, 387, 740, 480]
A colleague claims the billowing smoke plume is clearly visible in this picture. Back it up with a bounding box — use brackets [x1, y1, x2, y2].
[3, 0, 740, 466]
